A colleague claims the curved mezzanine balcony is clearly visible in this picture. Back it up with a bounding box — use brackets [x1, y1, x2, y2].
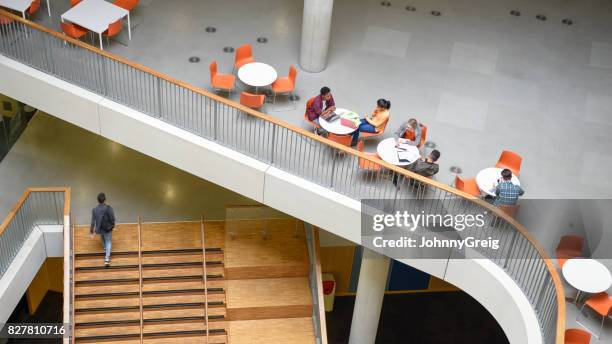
[0, 11, 565, 344]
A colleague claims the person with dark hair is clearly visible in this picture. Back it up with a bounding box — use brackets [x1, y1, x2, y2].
[393, 150, 441, 188]
[90, 192, 116, 266]
[394, 118, 421, 146]
[350, 98, 391, 146]
[493, 169, 524, 206]
[306, 86, 336, 123]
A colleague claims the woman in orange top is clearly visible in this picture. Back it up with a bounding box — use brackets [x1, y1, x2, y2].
[351, 99, 391, 146]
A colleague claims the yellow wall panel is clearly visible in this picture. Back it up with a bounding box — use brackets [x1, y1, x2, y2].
[320, 246, 355, 295]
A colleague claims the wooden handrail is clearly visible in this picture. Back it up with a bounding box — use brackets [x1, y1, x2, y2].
[70, 215, 75, 344]
[312, 226, 328, 344]
[137, 216, 144, 344]
[200, 215, 210, 341]
[0, 187, 71, 236]
[0, 9, 565, 341]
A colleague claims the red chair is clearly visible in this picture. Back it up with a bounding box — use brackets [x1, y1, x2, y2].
[61, 22, 88, 40]
[271, 65, 297, 106]
[403, 123, 427, 148]
[577, 292, 612, 339]
[209, 60, 235, 97]
[27, 0, 41, 16]
[555, 235, 584, 267]
[113, 0, 139, 10]
[455, 176, 481, 197]
[234, 44, 255, 71]
[102, 19, 122, 46]
[304, 97, 320, 130]
[70, 0, 82, 6]
[565, 328, 591, 344]
[356, 141, 381, 171]
[496, 150, 522, 176]
[328, 133, 352, 147]
[240, 92, 265, 110]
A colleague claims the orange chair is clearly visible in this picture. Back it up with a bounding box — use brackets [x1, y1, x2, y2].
[565, 328, 591, 344]
[271, 65, 297, 106]
[234, 44, 255, 72]
[0, 15, 14, 25]
[495, 150, 522, 176]
[577, 292, 612, 339]
[102, 19, 122, 46]
[209, 60, 236, 97]
[304, 97, 321, 130]
[61, 22, 88, 40]
[555, 235, 584, 267]
[70, 0, 82, 6]
[360, 119, 389, 139]
[356, 141, 381, 171]
[455, 176, 481, 197]
[27, 0, 41, 16]
[240, 92, 265, 110]
[328, 133, 352, 147]
[403, 123, 427, 148]
[113, 0, 139, 10]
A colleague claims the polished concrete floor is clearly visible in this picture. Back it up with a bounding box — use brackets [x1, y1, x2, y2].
[29, 0, 612, 198]
[0, 112, 265, 224]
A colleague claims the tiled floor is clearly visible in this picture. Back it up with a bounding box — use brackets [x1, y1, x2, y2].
[28, 0, 612, 198]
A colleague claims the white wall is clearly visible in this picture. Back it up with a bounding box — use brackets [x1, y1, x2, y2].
[0, 55, 544, 344]
[0, 226, 63, 324]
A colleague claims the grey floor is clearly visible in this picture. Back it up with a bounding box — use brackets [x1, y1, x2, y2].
[0, 112, 262, 224]
[28, 0, 612, 199]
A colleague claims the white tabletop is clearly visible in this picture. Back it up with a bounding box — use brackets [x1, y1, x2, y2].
[237, 62, 277, 87]
[476, 167, 521, 196]
[0, 0, 31, 12]
[562, 258, 612, 294]
[61, 0, 128, 34]
[319, 108, 359, 135]
[376, 137, 420, 166]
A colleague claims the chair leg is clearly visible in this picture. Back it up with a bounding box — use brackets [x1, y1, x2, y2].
[273, 92, 277, 105]
[599, 315, 606, 340]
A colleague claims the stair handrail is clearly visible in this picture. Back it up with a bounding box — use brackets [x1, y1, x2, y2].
[137, 216, 144, 344]
[0, 187, 71, 341]
[0, 10, 564, 343]
[200, 214, 210, 341]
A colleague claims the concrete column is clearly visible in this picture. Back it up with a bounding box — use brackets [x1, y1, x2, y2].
[299, 0, 334, 72]
[348, 248, 391, 344]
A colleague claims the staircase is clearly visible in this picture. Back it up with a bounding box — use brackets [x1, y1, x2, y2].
[72, 219, 316, 343]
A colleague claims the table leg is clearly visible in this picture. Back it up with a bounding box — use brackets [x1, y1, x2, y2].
[21, 11, 25, 19]
[99, 33, 103, 50]
[46, 0, 50, 16]
[127, 13, 131, 40]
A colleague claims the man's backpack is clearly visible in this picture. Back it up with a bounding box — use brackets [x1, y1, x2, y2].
[100, 205, 115, 232]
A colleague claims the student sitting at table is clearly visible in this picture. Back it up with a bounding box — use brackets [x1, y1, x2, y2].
[394, 118, 421, 146]
[306, 86, 336, 124]
[393, 150, 441, 188]
[350, 98, 391, 146]
[492, 169, 524, 206]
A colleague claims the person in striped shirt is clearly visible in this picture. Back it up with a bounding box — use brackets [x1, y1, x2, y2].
[493, 169, 524, 206]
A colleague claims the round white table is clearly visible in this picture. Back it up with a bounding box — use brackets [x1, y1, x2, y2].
[476, 167, 521, 196]
[237, 62, 277, 93]
[562, 259, 612, 302]
[376, 138, 420, 166]
[319, 108, 359, 135]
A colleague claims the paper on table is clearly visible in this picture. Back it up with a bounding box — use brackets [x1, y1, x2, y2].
[397, 150, 412, 162]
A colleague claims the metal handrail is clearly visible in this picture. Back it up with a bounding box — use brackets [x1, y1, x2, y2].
[0, 10, 564, 343]
[0, 187, 71, 342]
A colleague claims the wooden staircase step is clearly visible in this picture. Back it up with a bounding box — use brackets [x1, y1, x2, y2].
[76, 283, 139, 295]
[140, 251, 224, 265]
[224, 264, 308, 279]
[142, 279, 225, 292]
[75, 269, 139, 282]
[142, 293, 226, 307]
[226, 277, 312, 320]
[227, 317, 314, 344]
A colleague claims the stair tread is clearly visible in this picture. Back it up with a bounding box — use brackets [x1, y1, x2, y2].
[226, 277, 312, 309]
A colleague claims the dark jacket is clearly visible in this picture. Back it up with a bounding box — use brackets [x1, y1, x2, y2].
[407, 160, 439, 178]
[91, 204, 116, 234]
